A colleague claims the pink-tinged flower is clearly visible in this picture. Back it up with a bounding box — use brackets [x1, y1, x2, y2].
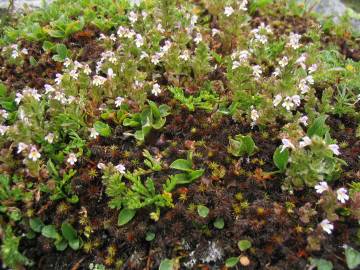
[67, 153, 77, 166]
[115, 163, 126, 174]
[152, 84, 162, 96]
[328, 144, 340, 155]
[28, 146, 41, 161]
[239, 0, 248, 11]
[0, 125, 9, 135]
[320, 219, 334, 234]
[97, 162, 106, 170]
[299, 136, 312, 148]
[273, 95, 282, 107]
[281, 139, 295, 152]
[336, 188, 349, 204]
[315, 181, 329, 194]
[115, 97, 125, 108]
[107, 68, 116, 79]
[299, 115, 308, 126]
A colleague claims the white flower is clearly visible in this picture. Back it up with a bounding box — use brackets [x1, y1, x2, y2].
[157, 23, 165, 33]
[282, 97, 294, 111]
[69, 69, 79, 80]
[239, 0, 248, 11]
[336, 188, 349, 203]
[151, 53, 162, 65]
[272, 67, 281, 77]
[128, 11, 138, 24]
[21, 48, 28, 55]
[67, 153, 77, 166]
[55, 73, 63, 85]
[328, 144, 340, 156]
[299, 79, 310, 94]
[97, 162, 106, 170]
[308, 64, 318, 74]
[115, 96, 125, 108]
[115, 163, 126, 174]
[28, 146, 41, 161]
[239, 50, 250, 62]
[64, 58, 72, 68]
[0, 125, 9, 136]
[232, 61, 241, 70]
[306, 75, 314, 85]
[273, 95, 282, 107]
[0, 109, 8, 119]
[250, 109, 259, 122]
[179, 50, 190, 61]
[315, 181, 329, 194]
[152, 83, 162, 96]
[44, 84, 55, 94]
[140, 51, 149, 60]
[92, 75, 107, 86]
[135, 34, 144, 48]
[89, 128, 99, 139]
[17, 142, 28, 154]
[194, 33, 202, 44]
[296, 53, 307, 69]
[129, 0, 141, 7]
[252, 65, 262, 79]
[299, 136, 312, 148]
[299, 115, 308, 126]
[83, 64, 92, 75]
[212, 28, 220, 37]
[287, 32, 302, 49]
[320, 219, 334, 234]
[279, 56, 289, 68]
[107, 68, 116, 79]
[281, 139, 295, 152]
[224, 6, 234, 17]
[45, 133, 54, 144]
[11, 50, 19, 59]
[292, 95, 301, 107]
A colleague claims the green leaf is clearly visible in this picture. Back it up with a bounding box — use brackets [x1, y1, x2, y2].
[0, 83, 7, 96]
[145, 232, 155, 241]
[29, 218, 44, 233]
[307, 115, 329, 138]
[197, 205, 209, 218]
[41, 225, 58, 239]
[213, 217, 224, 229]
[238, 240, 252, 251]
[309, 258, 333, 270]
[55, 238, 68, 251]
[169, 159, 193, 172]
[159, 259, 174, 270]
[42, 41, 55, 52]
[94, 121, 111, 137]
[273, 147, 289, 172]
[69, 238, 80, 250]
[118, 208, 136, 226]
[61, 223, 77, 242]
[225, 257, 239, 267]
[345, 246, 360, 269]
[229, 135, 256, 157]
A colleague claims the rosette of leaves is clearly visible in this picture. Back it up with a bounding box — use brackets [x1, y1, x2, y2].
[123, 100, 170, 142]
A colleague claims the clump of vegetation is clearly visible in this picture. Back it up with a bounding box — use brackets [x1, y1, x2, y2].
[0, 0, 360, 269]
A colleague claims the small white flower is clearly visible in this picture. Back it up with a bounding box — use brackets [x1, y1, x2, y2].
[151, 53, 162, 65]
[0, 125, 9, 136]
[92, 75, 107, 86]
[299, 79, 310, 94]
[45, 133, 54, 144]
[179, 50, 190, 61]
[336, 188, 349, 204]
[107, 68, 116, 79]
[328, 144, 340, 156]
[67, 153, 77, 166]
[194, 33, 202, 44]
[292, 95, 301, 107]
[44, 84, 55, 94]
[135, 34, 144, 48]
[272, 67, 281, 77]
[115, 163, 126, 174]
[308, 64, 318, 74]
[299, 115, 308, 126]
[282, 97, 294, 111]
[69, 69, 79, 80]
[83, 64, 92, 75]
[252, 65, 262, 79]
[315, 181, 329, 194]
[17, 142, 28, 154]
[287, 32, 302, 49]
[140, 51, 149, 60]
[279, 56, 289, 68]
[28, 146, 41, 161]
[239, 0, 248, 11]
[281, 138, 295, 152]
[97, 162, 106, 170]
[250, 109, 259, 122]
[0, 109, 8, 119]
[152, 83, 162, 96]
[64, 58, 72, 68]
[232, 61, 241, 70]
[115, 96, 125, 108]
[128, 11, 138, 24]
[299, 136, 312, 148]
[21, 48, 28, 55]
[55, 73, 63, 85]
[306, 75, 314, 85]
[273, 94, 282, 107]
[224, 6, 234, 17]
[11, 50, 19, 59]
[212, 28, 220, 37]
[129, 0, 141, 7]
[296, 53, 307, 69]
[89, 128, 99, 139]
[320, 219, 334, 234]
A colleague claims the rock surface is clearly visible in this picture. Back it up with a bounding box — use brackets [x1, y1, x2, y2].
[0, 0, 51, 9]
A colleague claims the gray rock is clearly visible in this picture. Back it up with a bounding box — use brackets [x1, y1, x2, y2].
[300, 0, 360, 32]
[0, 0, 51, 10]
